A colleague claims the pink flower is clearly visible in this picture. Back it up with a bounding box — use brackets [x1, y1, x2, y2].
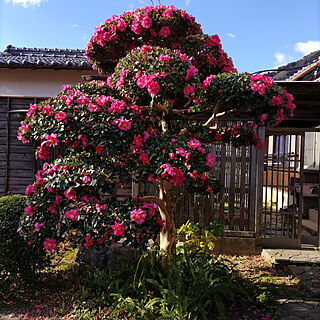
[96, 144, 103, 154]
[82, 175, 91, 183]
[136, 74, 151, 88]
[142, 15, 152, 28]
[96, 95, 109, 106]
[54, 111, 67, 121]
[43, 105, 54, 116]
[206, 152, 215, 168]
[61, 84, 71, 90]
[64, 209, 79, 221]
[43, 238, 57, 251]
[131, 23, 143, 34]
[110, 101, 125, 113]
[169, 168, 186, 186]
[185, 65, 198, 81]
[48, 204, 58, 214]
[259, 113, 268, 126]
[118, 119, 131, 130]
[159, 26, 170, 38]
[148, 174, 157, 182]
[117, 19, 127, 31]
[112, 222, 125, 236]
[64, 189, 76, 200]
[34, 222, 44, 232]
[255, 139, 264, 150]
[45, 133, 59, 147]
[271, 96, 283, 106]
[132, 134, 143, 149]
[190, 170, 198, 179]
[139, 151, 149, 164]
[88, 102, 101, 112]
[169, 153, 175, 159]
[35, 145, 50, 160]
[147, 80, 160, 95]
[215, 133, 222, 141]
[25, 184, 35, 196]
[26, 104, 37, 117]
[158, 54, 170, 64]
[176, 147, 187, 157]
[183, 84, 195, 97]
[187, 139, 201, 149]
[130, 208, 147, 224]
[84, 235, 93, 248]
[140, 45, 151, 53]
[76, 96, 90, 106]
[25, 204, 34, 216]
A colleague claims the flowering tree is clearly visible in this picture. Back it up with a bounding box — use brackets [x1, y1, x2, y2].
[18, 5, 295, 256]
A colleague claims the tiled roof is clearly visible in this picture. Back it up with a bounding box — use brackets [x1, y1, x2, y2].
[267, 50, 320, 81]
[0, 45, 93, 69]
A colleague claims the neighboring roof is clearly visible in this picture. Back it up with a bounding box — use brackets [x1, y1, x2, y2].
[0, 45, 93, 70]
[266, 50, 320, 81]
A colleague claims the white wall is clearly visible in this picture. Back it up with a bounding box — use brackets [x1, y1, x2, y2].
[0, 68, 98, 98]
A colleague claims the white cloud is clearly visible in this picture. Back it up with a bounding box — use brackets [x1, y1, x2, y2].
[185, 0, 191, 6]
[294, 40, 320, 56]
[70, 24, 78, 28]
[273, 51, 294, 68]
[6, 0, 47, 7]
[227, 32, 235, 39]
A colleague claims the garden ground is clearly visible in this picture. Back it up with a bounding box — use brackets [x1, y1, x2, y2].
[1, 246, 318, 320]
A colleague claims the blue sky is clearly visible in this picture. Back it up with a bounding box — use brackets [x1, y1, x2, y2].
[1, 0, 319, 73]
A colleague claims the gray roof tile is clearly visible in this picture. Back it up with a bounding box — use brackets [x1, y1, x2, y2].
[0, 45, 93, 69]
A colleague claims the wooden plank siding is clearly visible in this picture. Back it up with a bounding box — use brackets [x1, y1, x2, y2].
[0, 97, 37, 196]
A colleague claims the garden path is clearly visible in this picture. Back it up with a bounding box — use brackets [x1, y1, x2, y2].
[262, 248, 320, 320]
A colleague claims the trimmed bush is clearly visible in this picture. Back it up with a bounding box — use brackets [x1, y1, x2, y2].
[0, 194, 50, 284]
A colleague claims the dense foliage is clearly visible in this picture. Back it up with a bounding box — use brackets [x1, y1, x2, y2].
[17, 4, 295, 254]
[0, 195, 50, 284]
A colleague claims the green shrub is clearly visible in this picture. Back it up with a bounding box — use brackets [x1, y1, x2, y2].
[0, 194, 50, 285]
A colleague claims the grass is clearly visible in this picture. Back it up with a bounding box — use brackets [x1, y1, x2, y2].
[0, 247, 311, 320]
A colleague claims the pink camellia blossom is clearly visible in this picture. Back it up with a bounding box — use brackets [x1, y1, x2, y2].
[187, 139, 201, 149]
[96, 144, 104, 154]
[88, 102, 101, 112]
[131, 23, 143, 34]
[117, 19, 127, 31]
[130, 208, 147, 224]
[142, 15, 152, 28]
[48, 204, 58, 214]
[112, 221, 126, 236]
[183, 84, 195, 97]
[148, 174, 157, 182]
[215, 133, 223, 141]
[43, 105, 54, 116]
[132, 134, 143, 149]
[140, 45, 151, 53]
[25, 184, 35, 196]
[26, 104, 37, 117]
[43, 238, 57, 251]
[54, 111, 67, 122]
[169, 152, 175, 159]
[158, 54, 170, 64]
[25, 204, 34, 216]
[176, 147, 187, 157]
[185, 65, 198, 81]
[76, 96, 90, 106]
[255, 139, 264, 150]
[207, 55, 217, 66]
[34, 222, 44, 232]
[159, 26, 170, 38]
[147, 80, 160, 95]
[110, 101, 125, 113]
[65, 96, 74, 106]
[84, 235, 93, 248]
[206, 152, 215, 168]
[257, 84, 266, 95]
[35, 145, 50, 160]
[118, 119, 131, 130]
[139, 151, 150, 164]
[45, 133, 59, 147]
[95, 95, 109, 106]
[190, 170, 198, 179]
[82, 175, 91, 183]
[61, 84, 71, 90]
[259, 113, 268, 126]
[64, 209, 79, 221]
[64, 189, 76, 200]
[271, 96, 283, 106]
[169, 168, 186, 186]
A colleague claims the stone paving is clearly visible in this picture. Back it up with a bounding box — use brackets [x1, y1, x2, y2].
[262, 248, 320, 319]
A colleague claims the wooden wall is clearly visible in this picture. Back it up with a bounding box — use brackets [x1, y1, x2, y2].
[0, 97, 39, 196]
